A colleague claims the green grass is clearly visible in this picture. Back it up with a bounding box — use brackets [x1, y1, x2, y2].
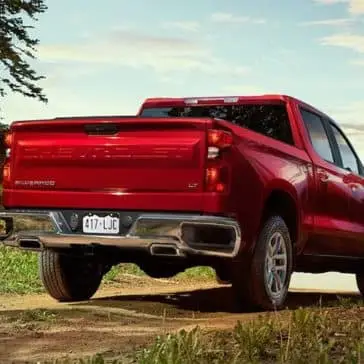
[136, 309, 364, 364]
[16, 308, 58, 323]
[0, 246, 215, 294]
[0, 245, 43, 294]
[26, 307, 364, 363]
[139, 308, 364, 364]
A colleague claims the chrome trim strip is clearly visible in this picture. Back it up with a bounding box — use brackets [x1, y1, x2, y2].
[0, 210, 242, 258]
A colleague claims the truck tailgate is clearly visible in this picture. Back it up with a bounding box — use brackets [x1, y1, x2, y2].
[9, 117, 210, 197]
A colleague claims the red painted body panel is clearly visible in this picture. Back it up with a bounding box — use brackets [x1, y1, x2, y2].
[2, 190, 227, 213]
[4, 94, 364, 261]
[9, 117, 211, 193]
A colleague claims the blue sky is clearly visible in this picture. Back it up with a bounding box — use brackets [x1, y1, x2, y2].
[3, 0, 364, 154]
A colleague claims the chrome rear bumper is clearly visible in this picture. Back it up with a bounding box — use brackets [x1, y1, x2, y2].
[0, 210, 242, 258]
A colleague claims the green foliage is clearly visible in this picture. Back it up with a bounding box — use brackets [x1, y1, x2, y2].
[0, 245, 42, 293]
[177, 266, 214, 280]
[0, 0, 47, 102]
[0, 123, 8, 131]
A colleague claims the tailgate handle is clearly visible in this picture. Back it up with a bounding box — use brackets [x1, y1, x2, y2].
[84, 124, 119, 135]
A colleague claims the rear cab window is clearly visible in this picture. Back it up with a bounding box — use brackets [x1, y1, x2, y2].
[140, 103, 294, 145]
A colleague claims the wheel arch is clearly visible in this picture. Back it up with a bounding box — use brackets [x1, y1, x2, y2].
[261, 185, 300, 249]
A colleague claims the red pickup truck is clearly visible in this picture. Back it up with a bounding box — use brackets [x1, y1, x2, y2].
[1, 94, 363, 311]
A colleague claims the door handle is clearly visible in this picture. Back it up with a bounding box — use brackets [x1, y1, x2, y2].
[318, 171, 329, 183]
[349, 183, 360, 192]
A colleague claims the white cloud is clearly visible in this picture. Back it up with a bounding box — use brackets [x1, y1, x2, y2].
[211, 12, 249, 23]
[326, 102, 364, 132]
[3, 29, 251, 123]
[320, 32, 364, 53]
[314, 0, 347, 4]
[37, 29, 250, 76]
[210, 12, 266, 24]
[348, 0, 364, 14]
[350, 58, 364, 65]
[252, 18, 267, 24]
[162, 21, 200, 32]
[327, 102, 364, 159]
[299, 18, 353, 26]
[2, 87, 140, 124]
[313, 0, 364, 15]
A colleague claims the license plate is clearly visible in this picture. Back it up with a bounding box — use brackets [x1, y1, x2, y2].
[82, 214, 120, 234]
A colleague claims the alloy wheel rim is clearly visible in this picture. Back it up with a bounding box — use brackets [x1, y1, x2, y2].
[265, 232, 288, 300]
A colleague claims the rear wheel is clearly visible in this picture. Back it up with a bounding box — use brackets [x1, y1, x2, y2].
[355, 272, 364, 297]
[39, 249, 104, 302]
[232, 216, 293, 311]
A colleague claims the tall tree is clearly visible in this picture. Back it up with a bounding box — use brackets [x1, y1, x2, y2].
[0, 0, 48, 103]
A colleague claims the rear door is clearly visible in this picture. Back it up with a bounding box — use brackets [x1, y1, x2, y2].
[299, 108, 355, 256]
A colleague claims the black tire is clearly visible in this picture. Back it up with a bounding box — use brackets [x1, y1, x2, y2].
[39, 249, 103, 302]
[355, 272, 364, 297]
[232, 215, 293, 311]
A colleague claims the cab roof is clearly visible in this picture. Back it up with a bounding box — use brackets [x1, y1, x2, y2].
[140, 94, 328, 120]
[142, 94, 291, 105]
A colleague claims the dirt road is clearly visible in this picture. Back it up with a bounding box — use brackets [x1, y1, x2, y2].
[0, 275, 360, 363]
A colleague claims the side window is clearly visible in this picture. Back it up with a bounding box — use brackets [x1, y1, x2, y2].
[329, 123, 359, 174]
[300, 109, 334, 163]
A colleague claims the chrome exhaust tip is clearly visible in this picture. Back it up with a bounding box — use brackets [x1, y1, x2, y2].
[150, 243, 180, 257]
[18, 238, 42, 251]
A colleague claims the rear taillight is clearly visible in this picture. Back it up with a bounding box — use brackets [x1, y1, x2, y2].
[2, 131, 12, 187]
[205, 129, 232, 193]
[207, 129, 233, 159]
[206, 167, 226, 192]
[208, 129, 233, 149]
